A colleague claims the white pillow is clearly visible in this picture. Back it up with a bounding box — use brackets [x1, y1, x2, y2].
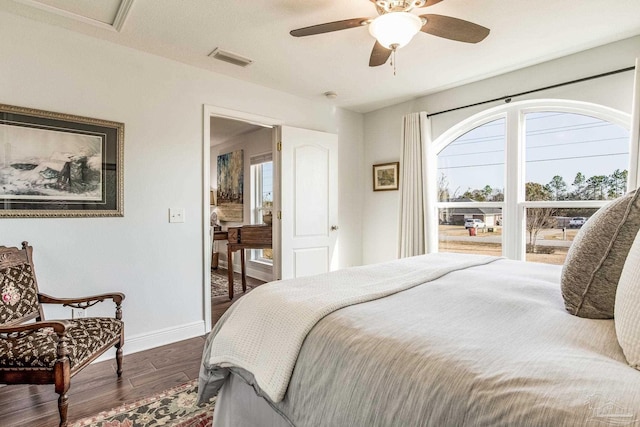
[615, 229, 640, 369]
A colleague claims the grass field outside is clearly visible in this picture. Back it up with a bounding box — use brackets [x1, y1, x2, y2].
[438, 225, 579, 265]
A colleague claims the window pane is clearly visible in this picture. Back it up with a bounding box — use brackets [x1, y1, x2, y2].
[438, 208, 502, 256]
[525, 112, 629, 201]
[261, 162, 273, 206]
[525, 207, 598, 264]
[260, 162, 273, 261]
[251, 161, 273, 224]
[437, 118, 505, 202]
[250, 160, 273, 264]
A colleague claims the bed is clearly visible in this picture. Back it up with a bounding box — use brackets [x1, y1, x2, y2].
[198, 252, 640, 426]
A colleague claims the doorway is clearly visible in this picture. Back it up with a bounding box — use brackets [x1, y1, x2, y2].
[202, 106, 340, 332]
[209, 117, 274, 280]
[202, 106, 282, 332]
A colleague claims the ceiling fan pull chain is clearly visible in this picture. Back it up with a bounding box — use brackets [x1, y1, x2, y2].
[391, 47, 397, 76]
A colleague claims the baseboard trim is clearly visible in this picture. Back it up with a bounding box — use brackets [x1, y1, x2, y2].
[95, 320, 206, 363]
[216, 259, 273, 282]
[245, 266, 272, 282]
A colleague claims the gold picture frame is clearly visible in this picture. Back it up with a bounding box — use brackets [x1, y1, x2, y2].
[0, 103, 124, 217]
[373, 162, 400, 191]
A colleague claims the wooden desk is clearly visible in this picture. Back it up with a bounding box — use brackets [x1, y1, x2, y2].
[226, 224, 272, 299]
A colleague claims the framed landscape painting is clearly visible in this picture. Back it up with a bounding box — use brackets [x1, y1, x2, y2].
[0, 104, 124, 217]
[373, 162, 400, 191]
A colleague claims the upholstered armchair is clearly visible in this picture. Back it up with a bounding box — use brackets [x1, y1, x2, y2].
[0, 242, 125, 427]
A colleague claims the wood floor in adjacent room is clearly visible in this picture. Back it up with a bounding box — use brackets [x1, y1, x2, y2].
[211, 266, 266, 325]
[0, 268, 265, 427]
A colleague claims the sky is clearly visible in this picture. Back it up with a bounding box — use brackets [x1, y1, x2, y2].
[262, 161, 273, 202]
[437, 112, 629, 199]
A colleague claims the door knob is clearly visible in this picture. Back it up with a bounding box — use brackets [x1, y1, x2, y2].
[330, 225, 339, 231]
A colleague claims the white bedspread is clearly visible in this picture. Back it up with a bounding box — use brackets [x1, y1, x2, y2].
[205, 253, 499, 402]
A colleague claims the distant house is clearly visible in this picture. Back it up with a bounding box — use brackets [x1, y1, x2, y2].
[439, 198, 503, 226]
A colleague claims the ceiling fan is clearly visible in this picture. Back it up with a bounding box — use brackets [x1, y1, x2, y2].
[290, 0, 490, 68]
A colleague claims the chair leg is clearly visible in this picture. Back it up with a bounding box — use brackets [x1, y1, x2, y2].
[54, 360, 70, 427]
[57, 392, 68, 427]
[116, 339, 124, 377]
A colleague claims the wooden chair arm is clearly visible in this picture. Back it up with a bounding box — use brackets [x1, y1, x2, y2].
[39, 292, 125, 307]
[38, 292, 125, 320]
[0, 320, 70, 335]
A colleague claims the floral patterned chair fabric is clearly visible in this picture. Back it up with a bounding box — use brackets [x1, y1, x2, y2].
[0, 263, 40, 324]
[0, 317, 123, 369]
[0, 242, 125, 427]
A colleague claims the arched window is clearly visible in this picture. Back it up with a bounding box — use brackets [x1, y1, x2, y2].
[432, 99, 633, 265]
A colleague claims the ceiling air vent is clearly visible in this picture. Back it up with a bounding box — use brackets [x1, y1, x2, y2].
[208, 48, 253, 68]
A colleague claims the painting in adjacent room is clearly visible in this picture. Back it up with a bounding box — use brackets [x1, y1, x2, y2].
[217, 149, 243, 221]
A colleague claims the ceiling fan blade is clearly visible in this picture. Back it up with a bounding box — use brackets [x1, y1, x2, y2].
[420, 14, 490, 43]
[290, 18, 371, 37]
[369, 41, 392, 67]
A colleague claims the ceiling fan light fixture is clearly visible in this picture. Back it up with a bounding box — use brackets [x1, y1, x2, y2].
[368, 12, 422, 49]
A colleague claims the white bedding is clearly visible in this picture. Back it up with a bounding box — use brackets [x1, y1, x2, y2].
[200, 254, 640, 426]
[205, 253, 498, 402]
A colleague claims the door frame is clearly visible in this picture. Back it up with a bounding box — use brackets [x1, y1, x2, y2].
[202, 104, 283, 332]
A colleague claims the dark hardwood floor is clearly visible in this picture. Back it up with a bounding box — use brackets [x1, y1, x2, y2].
[0, 268, 265, 427]
[0, 336, 206, 427]
[211, 267, 266, 325]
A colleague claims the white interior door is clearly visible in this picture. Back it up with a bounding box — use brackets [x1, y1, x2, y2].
[279, 126, 338, 279]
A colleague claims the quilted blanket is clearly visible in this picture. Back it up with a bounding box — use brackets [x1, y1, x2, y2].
[200, 253, 499, 402]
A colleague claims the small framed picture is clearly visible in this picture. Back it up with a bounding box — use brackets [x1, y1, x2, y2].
[373, 162, 399, 191]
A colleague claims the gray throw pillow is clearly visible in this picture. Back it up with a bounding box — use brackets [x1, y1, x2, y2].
[561, 189, 640, 318]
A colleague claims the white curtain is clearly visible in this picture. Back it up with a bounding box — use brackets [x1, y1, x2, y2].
[630, 58, 640, 191]
[398, 112, 432, 258]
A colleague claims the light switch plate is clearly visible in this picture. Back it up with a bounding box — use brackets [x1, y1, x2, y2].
[169, 208, 185, 223]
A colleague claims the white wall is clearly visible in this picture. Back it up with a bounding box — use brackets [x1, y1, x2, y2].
[363, 35, 640, 264]
[337, 109, 365, 268]
[0, 11, 364, 353]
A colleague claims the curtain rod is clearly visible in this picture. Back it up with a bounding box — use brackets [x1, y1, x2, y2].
[426, 66, 636, 118]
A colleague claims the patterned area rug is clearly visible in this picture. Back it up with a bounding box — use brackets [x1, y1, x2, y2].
[70, 380, 215, 427]
[211, 270, 262, 298]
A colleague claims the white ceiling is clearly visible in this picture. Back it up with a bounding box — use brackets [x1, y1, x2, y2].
[210, 117, 264, 147]
[3, 0, 640, 113]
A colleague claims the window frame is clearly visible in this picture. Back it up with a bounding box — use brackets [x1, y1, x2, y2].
[430, 99, 634, 261]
